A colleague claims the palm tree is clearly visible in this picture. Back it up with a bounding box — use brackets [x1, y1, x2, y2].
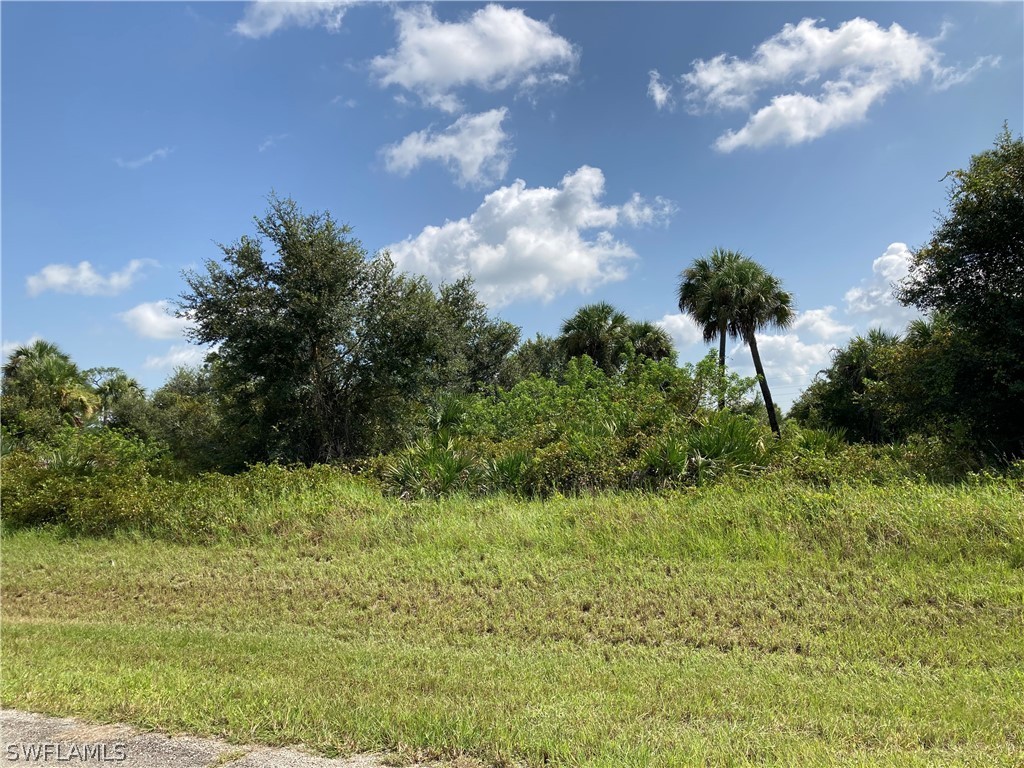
[625, 321, 675, 363]
[903, 315, 951, 348]
[723, 257, 795, 437]
[2, 339, 70, 382]
[90, 369, 145, 425]
[677, 248, 745, 409]
[559, 302, 630, 375]
[2, 339, 98, 426]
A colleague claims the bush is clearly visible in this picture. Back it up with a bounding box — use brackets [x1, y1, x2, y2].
[1, 431, 360, 538]
[1, 428, 162, 530]
[380, 358, 778, 498]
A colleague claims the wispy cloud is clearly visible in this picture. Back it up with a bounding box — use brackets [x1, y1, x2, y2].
[844, 242, 920, 331]
[27, 259, 156, 297]
[258, 133, 289, 153]
[647, 70, 674, 111]
[144, 343, 208, 370]
[657, 313, 703, 349]
[234, 0, 353, 39]
[115, 147, 172, 170]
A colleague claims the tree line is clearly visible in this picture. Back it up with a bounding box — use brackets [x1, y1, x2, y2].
[3, 126, 1021, 484]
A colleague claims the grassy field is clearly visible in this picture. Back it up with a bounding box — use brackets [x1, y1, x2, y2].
[2, 477, 1022, 766]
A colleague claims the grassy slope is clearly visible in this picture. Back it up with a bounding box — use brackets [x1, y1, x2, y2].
[2, 478, 1022, 766]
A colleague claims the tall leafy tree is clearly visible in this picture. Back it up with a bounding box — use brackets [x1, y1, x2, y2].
[435, 277, 520, 393]
[498, 333, 566, 387]
[180, 195, 511, 463]
[789, 329, 902, 442]
[897, 125, 1024, 456]
[898, 125, 1023, 336]
[677, 248, 745, 409]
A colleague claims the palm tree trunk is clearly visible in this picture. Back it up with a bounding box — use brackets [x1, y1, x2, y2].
[746, 330, 781, 437]
[717, 321, 727, 411]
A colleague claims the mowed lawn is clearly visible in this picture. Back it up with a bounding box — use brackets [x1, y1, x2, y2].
[2, 478, 1022, 766]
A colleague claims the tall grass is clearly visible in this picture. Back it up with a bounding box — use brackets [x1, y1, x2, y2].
[2, 475, 1021, 766]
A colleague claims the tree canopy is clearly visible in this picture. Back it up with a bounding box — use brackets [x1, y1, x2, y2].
[180, 195, 515, 464]
[678, 251, 793, 435]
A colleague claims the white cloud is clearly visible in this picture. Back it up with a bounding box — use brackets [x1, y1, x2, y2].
[844, 242, 920, 331]
[647, 70, 674, 111]
[679, 17, 997, 151]
[258, 133, 289, 153]
[932, 54, 1000, 91]
[713, 81, 887, 152]
[620, 193, 676, 227]
[657, 313, 704, 350]
[144, 344, 208, 370]
[234, 0, 351, 39]
[119, 301, 192, 340]
[385, 166, 674, 307]
[115, 147, 171, 170]
[371, 4, 577, 112]
[27, 259, 155, 297]
[382, 108, 513, 188]
[791, 305, 852, 340]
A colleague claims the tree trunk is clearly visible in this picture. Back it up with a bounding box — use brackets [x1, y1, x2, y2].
[717, 320, 727, 411]
[746, 330, 781, 437]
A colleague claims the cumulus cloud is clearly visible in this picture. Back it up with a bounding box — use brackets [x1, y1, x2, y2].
[677, 17, 997, 151]
[371, 4, 577, 112]
[144, 344, 208, 370]
[115, 147, 171, 170]
[119, 301, 192, 340]
[382, 108, 513, 187]
[385, 166, 674, 306]
[791, 305, 853, 340]
[647, 70, 674, 110]
[657, 313, 704, 350]
[844, 242, 920, 331]
[234, 0, 352, 39]
[27, 259, 155, 297]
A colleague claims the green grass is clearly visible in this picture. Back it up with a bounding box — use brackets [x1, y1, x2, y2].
[2, 477, 1023, 766]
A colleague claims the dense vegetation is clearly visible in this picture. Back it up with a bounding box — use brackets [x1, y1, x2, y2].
[792, 127, 1024, 460]
[4, 128, 1022, 517]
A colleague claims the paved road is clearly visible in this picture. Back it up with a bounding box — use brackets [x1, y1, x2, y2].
[1, 710, 430, 767]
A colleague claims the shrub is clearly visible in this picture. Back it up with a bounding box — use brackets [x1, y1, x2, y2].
[382, 436, 482, 499]
[1, 428, 162, 530]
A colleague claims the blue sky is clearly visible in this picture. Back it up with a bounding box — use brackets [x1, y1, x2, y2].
[3, 1, 1022, 407]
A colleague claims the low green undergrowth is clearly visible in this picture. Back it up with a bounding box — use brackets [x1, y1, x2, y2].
[3, 417, 1020, 539]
